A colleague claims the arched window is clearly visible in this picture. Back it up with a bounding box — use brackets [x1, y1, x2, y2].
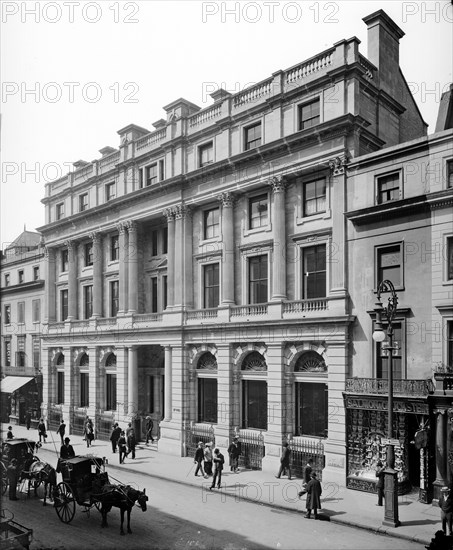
[56, 353, 65, 366]
[294, 351, 326, 373]
[241, 351, 267, 371]
[197, 352, 217, 370]
[79, 353, 89, 367]
[105, 353, 117, 367]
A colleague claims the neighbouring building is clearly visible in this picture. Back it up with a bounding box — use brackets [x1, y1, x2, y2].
[345, 85, 453, 503]
[37, 10, 427, 484]
[0, 230, 45, 425]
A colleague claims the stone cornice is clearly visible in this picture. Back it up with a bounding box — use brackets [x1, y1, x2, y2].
[0, 280, 45, 294]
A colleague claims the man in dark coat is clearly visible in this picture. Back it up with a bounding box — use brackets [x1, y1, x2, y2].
[439, 486, 453, 535]
[145, 416, 154, 444]
[305, 472, 322, 519]
[7, 458, 19, 500]
[25, 411, 31, 430]
[37, 418, 47, 443]
[210, 448, 224, 490]
[109, 423, 121, 453]
[126, 427, 137, 459]
[118, 431, 127, 464]
[375, 460, 385, 506]
[276, 442, 292, 479]
[56, 420, 66, 445]
[227, 437, 241, 473]
[194, 442, 206, 477]
[60, 437, 75, 460]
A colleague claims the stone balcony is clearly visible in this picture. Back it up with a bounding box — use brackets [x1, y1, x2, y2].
[43, 296, 347, 339]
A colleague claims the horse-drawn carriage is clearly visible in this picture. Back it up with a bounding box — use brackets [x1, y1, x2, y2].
[54, 455, 148, 534]
[0, 439, 36, 496]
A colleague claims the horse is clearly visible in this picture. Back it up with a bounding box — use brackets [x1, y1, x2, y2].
[93, 483, 148, 535]
[25, 460, 57, 506]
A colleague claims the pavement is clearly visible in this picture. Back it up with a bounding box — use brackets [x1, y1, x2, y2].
[1, 423, 438, 547]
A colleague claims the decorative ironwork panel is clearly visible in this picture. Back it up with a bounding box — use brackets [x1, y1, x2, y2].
[295, 352, 326, 373]
[290, 438, 325, 480]
[185, 424, 215, 457]
[197, 353, 217, 370]
[241, 352, 267, 372]
[96, 412, 115, 441]
[72, 410, 87, 436]
[238, 431, 265, 470]
[48, 406, 62, 431]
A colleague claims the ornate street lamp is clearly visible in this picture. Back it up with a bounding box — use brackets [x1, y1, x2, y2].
[372, 279, 400, 528]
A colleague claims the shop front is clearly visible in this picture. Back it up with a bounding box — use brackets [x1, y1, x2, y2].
[343, 378, 433, 503]
[0, 376, 42, 425]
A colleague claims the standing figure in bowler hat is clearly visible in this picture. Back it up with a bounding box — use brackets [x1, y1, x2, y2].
[304, 472, 322, 519]
[439, 486, 453, 536]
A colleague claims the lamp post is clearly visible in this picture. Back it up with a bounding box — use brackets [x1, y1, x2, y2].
[372, 279, 400, 528]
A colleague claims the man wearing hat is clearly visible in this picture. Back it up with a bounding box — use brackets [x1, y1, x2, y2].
[304, 472, 322, 519]
[110, 422, 121, 453]
[227, 436, 241, 473]
[439, 486, 453, 535]
[194, 441, 207, 477]
[145, 416, 154, 444]
[60, 437, 75, 460]
[204, 442, 213, 476]
[375, 460, 385, 506]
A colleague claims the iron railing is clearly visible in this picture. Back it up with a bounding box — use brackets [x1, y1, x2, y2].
[289, 437, 325, 480]
[72, 410, 87, 436]
[185, 423, 215, 457]
[96, 412, 116, 441]
[47, 405, 62, 431]
[238, 430, 265, 470]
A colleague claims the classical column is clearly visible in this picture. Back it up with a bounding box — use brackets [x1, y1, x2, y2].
[269, 176, 287, 301]
[117, 222, 128, 314]
[163, 209, 175, 308]
[164, 346, 172, 421]
[88, 347, 100, 415]
[67, 240, 78, 320]
[90, 232, 103, 318]
[128, 346, 138, 416]
[127, 221, 138, 314]
[435, 410, 447, 486]
[218, 192, 235, 304]
[182, 206, 193, 308]
[44, 247, 56, 322]
[329, 154, 348, 293]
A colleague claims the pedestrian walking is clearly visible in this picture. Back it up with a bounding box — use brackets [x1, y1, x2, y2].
[37, 418, 47, 443]
[204, 442, 213, 476]
[6, 426, 13, 439]
[304, 472, 322, 519]
[126, 427, 137, 459]
[83, 417, 94, 448]
[227, 436, 241, 473]
[56, 420, 66, 445]
[7, 458, 19, 500]
[210, 448, 224, 490]
[375, 460, 385, 506]
[194, 442, 206, 477]
[60, 437, 76, 460]
[145, 416, 154, 444]
[439, 486, 453, 536]
[126, 422, 133, 438]
[109, 422, 121, 453]
[25, 411, 31, 430]
[118, 430, 127, 464]
[276, 442, 292, 479]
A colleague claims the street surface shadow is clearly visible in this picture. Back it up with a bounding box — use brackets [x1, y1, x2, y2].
[402, 519, 441, 527]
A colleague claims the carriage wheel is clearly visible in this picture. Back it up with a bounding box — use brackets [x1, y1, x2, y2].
[0, 463, 8, 496]
[54, 482, 76, 523]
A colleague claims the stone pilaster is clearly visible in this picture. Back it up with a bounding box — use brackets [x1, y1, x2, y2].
[214, 344, 233, 451]
[322, 340, 348, 486]
[218, 192, 235, 305]
[88, 346, 99, 417]
[262, 343, 285, 474]
[67, 240, 78, 320]
[329, 154, 348, 295]
[90, 232, 103, 318]
[116, 347, 128, 422]
[128, 346, 138, 416]
[117, 223, 128, 314]
[163, 209, 175, 308]
[127, 221, 138, 314]
[269, 177, 287, 301]
[44, 247, 56, 323]
[173, 205, 190, 308]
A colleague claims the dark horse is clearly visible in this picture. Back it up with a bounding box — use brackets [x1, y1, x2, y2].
[94, 483, 148, 535]
[26, 460, 57, 506]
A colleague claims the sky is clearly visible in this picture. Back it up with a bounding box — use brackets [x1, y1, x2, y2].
[1, 0, 452, 247]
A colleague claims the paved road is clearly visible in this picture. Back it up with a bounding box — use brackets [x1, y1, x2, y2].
[2, 472, 424, 550]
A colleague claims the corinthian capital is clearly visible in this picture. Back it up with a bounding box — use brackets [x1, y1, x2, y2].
[64, 239, 75, 251]
[268, 175, 286, 193]
[174, 204, 191, 220]
[116, 222, 127, 234]
[88, 231, 100, 244]
[218, 191, 235, 208]
[126, 220, 137, 233]
[163, 208, 175, 222]
[329, 153, 348, 176]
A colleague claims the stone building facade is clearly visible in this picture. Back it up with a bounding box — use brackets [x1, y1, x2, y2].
[37, 10, 427, 482]
[0, 231, 45, 424]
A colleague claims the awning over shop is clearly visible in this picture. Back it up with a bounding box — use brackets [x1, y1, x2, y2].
[0, 376, 34, 394]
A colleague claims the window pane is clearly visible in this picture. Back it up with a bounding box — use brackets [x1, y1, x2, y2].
[243, 380, 267, 430]
[303, 245, 326, 299]
[249, 255, 268, 304]
[297, 382, 327, 437]
[198, 378, 218, 423]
